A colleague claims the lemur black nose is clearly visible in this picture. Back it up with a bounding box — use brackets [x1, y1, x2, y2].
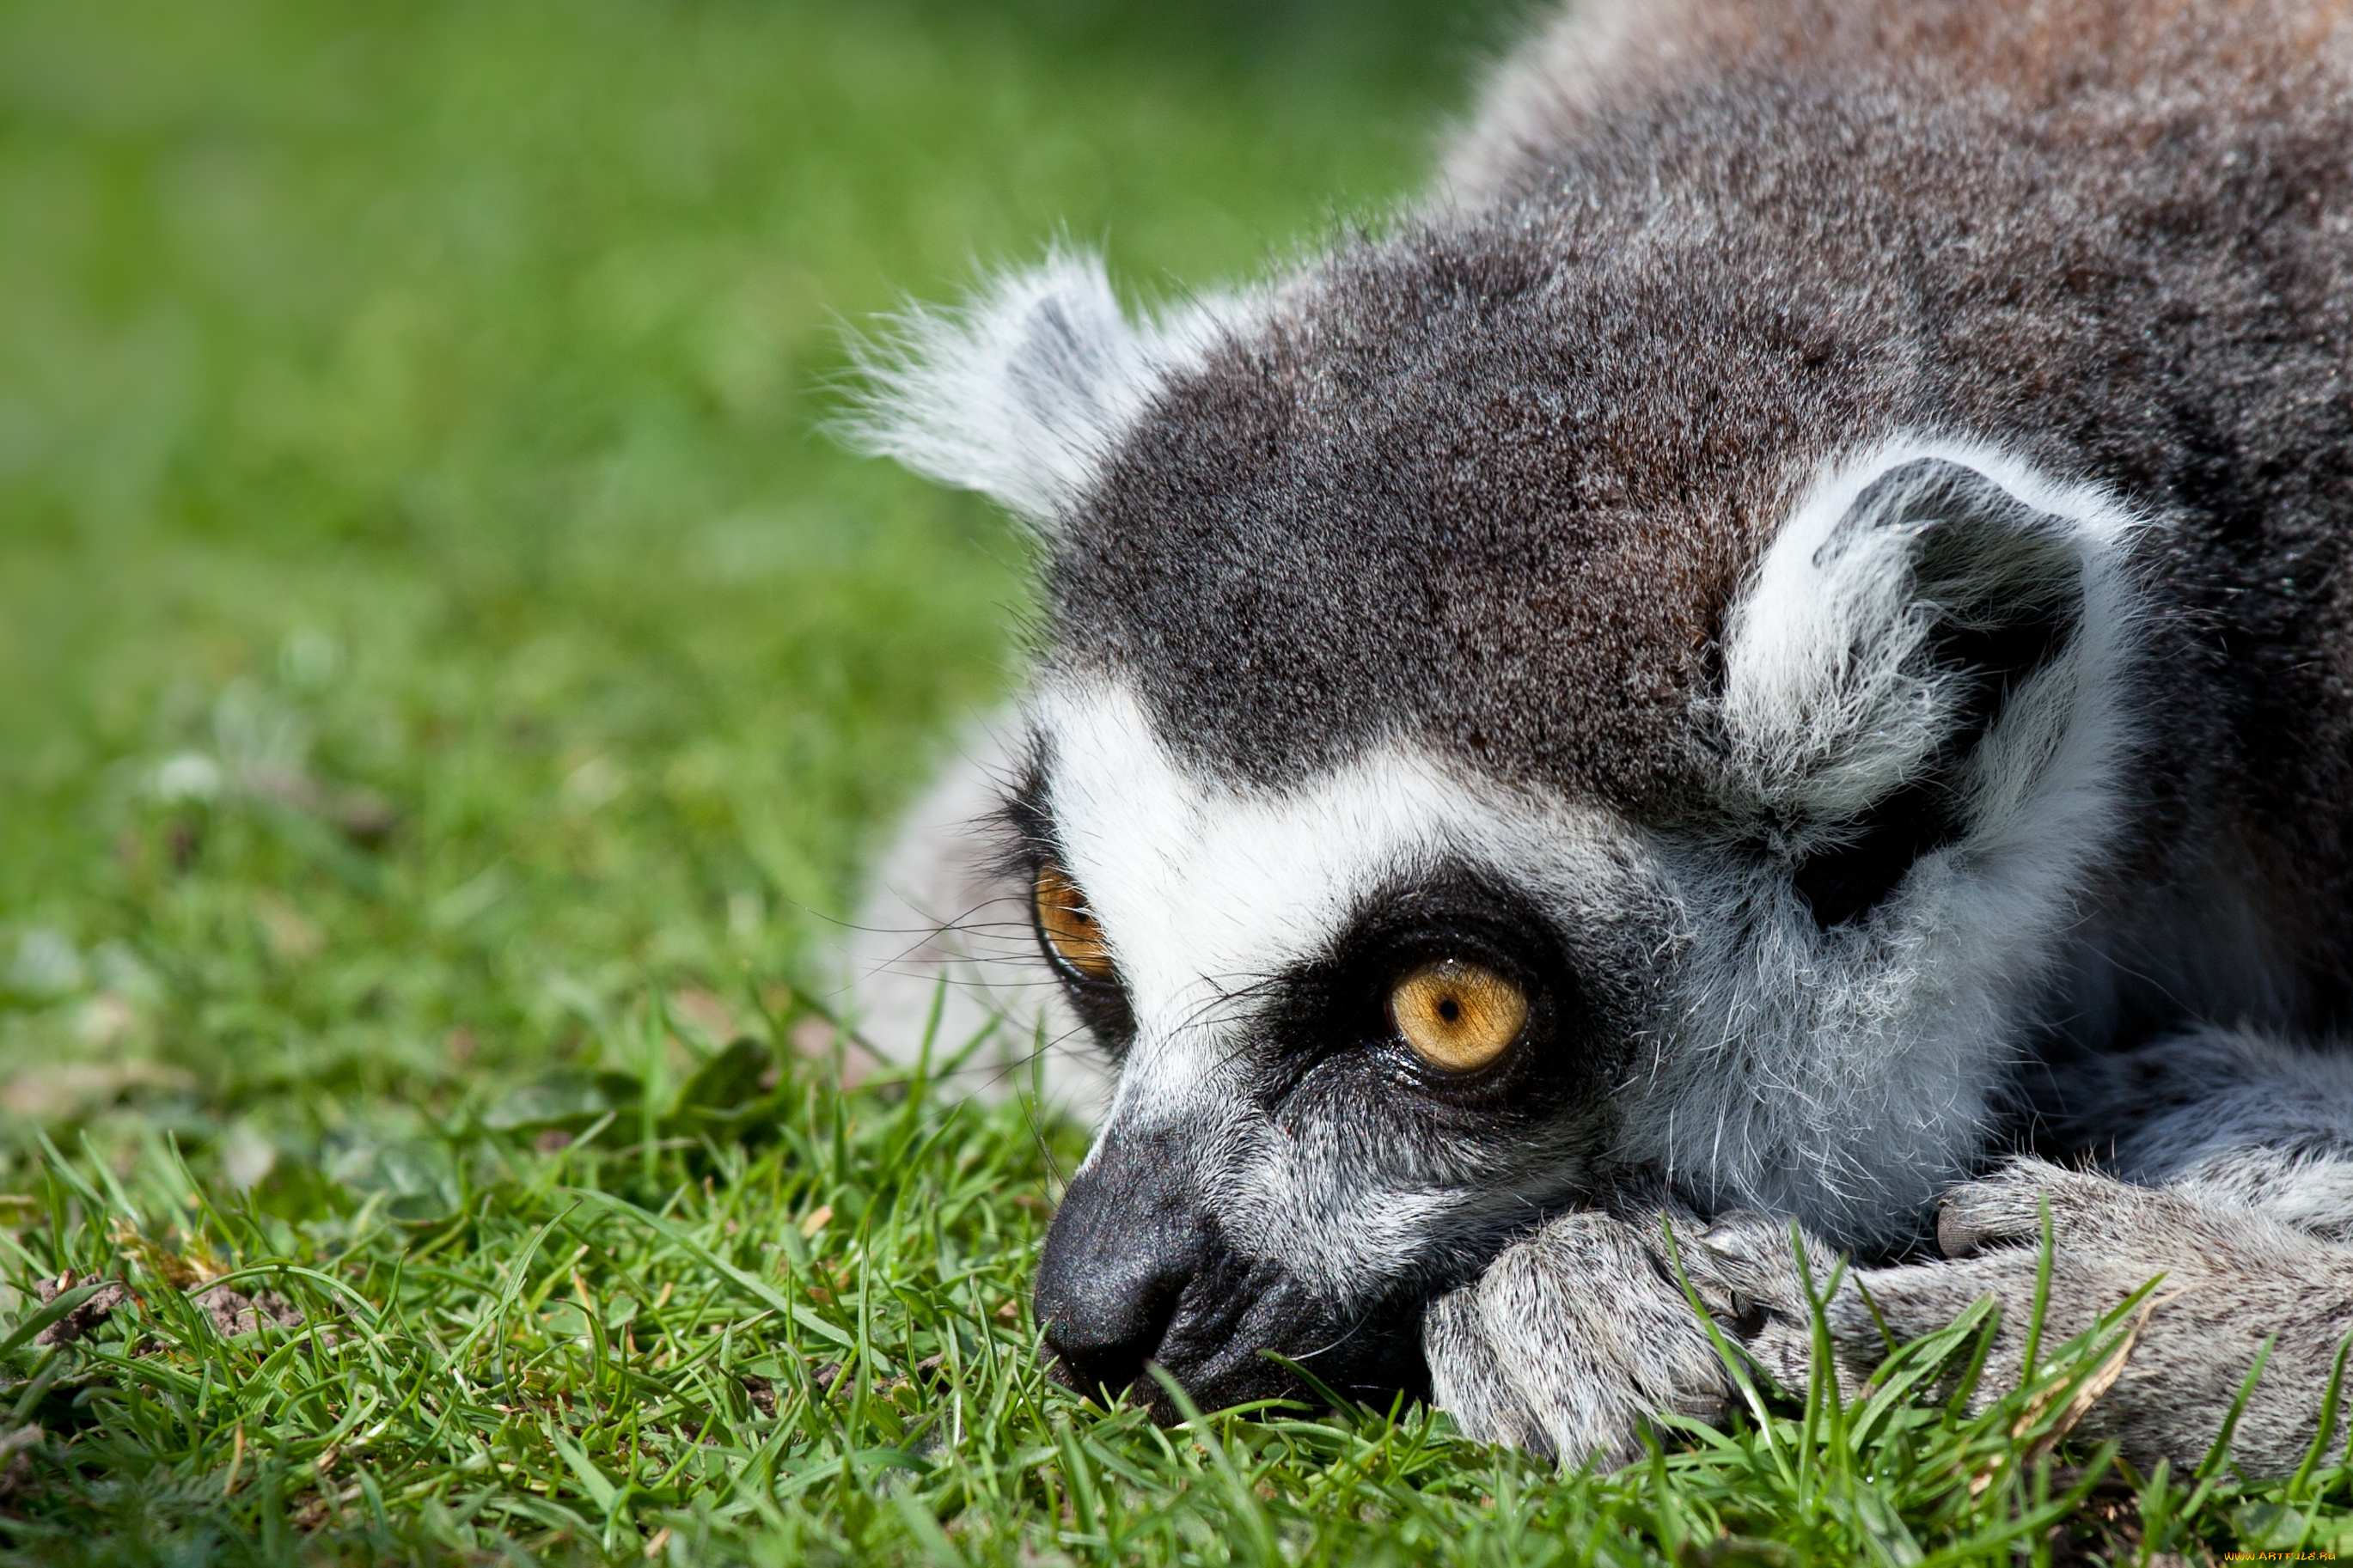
[1032, 1130, 1205, 1401]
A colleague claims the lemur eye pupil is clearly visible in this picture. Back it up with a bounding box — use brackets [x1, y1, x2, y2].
[1035, 862, 1117, 984]
[1390, 959, 1528, 1073]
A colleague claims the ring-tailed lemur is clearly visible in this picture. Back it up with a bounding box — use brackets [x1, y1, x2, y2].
[842, 0, 2353, 1472]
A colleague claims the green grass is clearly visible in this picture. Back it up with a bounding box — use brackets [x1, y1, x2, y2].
[9, 1031, 2351, 1567]
[0, 0, 2348, 1559]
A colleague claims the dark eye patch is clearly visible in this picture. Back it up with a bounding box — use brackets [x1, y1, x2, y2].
[996, 773, 1137, 1054]
[1251, 868, 1596, 1117]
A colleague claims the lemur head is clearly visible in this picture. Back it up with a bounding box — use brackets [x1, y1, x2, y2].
[848, 239, 2144, 1416]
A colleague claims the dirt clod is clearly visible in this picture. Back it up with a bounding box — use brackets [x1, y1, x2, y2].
[196, 1284, 303, 1338]
[33, 1271, 130, 1346]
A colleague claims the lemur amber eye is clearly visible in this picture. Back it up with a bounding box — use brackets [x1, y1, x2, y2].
[1390, 959, 1528, 1073]
[1035, 863, 1116, 984]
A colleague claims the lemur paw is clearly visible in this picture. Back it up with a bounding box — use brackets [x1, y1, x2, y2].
[1421, 1210, 1737, 1466]
[1721, 1159, 2353, 1474]
[1930, 1158, 2164, 1260]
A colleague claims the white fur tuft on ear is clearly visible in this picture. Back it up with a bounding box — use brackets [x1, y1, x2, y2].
[1719, 437, 2143, 827]
[840, 248, 1248, 528]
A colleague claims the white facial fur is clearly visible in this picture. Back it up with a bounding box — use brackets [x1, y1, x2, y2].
[1031, 437, 2148, 1286]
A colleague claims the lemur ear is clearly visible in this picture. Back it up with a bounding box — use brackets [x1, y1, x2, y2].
[841, 249, 1236, 530]
[1720, 451, 2125, 924]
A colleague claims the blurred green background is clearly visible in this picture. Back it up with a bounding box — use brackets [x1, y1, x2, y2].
[0, 0, 1524, 1179]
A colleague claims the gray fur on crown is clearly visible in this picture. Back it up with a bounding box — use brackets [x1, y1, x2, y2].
[1048, 0, 2353, 840]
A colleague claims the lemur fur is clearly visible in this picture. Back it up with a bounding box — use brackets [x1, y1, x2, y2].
[841, 0, 2353, 1472]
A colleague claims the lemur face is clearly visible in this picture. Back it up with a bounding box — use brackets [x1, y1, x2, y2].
[849, 247, 2147, 1415]
[1011, 681, 1671, 1409]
